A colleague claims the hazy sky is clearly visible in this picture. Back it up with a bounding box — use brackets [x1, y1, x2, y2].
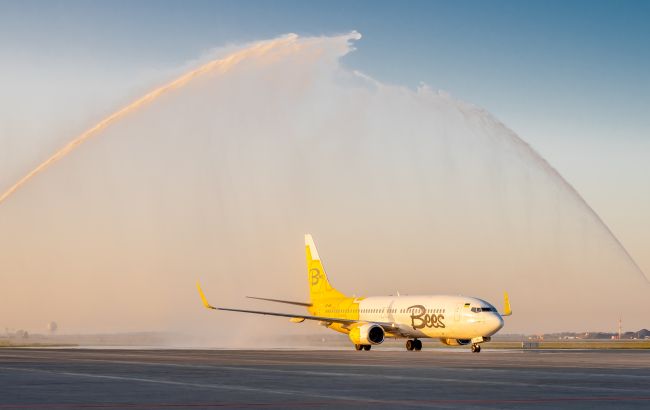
[0, 1, 648, 338]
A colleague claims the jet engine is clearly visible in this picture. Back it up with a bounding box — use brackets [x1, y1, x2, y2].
[439, 338, 471, 346]
[348, 323, 385, 345]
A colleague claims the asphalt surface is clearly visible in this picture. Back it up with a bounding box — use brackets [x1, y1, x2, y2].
[0, 348, 649, 409]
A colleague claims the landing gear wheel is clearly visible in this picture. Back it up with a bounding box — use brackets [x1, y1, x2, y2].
[471, 344, 481, 353]
[414, 339, 423, 351]
[355, 344, 363, 351]
[363, 345, 371, 351]
[406, 340, 415, 351]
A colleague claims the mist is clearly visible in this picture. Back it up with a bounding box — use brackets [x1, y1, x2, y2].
[0, 32, 647, 344]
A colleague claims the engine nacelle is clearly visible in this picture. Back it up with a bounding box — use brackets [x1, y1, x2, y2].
[348, 323, 385, 345]
[439, 338, 471, 346]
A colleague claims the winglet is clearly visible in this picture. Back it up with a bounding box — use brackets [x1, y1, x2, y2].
[502, 291, 512, 317]
[196, 281, 217, 310]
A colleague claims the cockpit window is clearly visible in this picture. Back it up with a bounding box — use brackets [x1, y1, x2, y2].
[471, 307, 496, 313]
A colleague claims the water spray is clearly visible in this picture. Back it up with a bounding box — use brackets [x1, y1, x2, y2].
[0, 35, 298, 206]
[0, 32, 646, 287]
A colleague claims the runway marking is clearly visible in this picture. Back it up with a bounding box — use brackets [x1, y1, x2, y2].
[7, 353, 650, 379]
[1, 397, 650, 409]
[3, 356, 650, 409]
[3, 350, 650, 380]
[1, 359, 649, 397]
[0, 402, 327, 409]
[10, 348, 649, 372]
[0, 366, 430, 409]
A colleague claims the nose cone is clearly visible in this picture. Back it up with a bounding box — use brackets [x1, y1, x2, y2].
[485, 313, 504, 336]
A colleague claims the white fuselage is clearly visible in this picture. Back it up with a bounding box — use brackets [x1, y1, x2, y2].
[358, 295, 504, 340]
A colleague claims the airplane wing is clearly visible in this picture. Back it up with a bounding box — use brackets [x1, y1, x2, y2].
[197, 281, 401, 332]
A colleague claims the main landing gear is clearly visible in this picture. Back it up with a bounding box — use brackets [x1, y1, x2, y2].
[354, 344, 371, 351]
[406, 339, 422, 351]
[471, 343, 481, 353]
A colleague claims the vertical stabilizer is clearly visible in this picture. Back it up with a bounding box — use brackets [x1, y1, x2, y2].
[305, 234, 347, 303]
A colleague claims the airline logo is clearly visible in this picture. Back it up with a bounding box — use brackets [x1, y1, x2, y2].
[408, 305, 446, 330]
[310, 268, 323, 286]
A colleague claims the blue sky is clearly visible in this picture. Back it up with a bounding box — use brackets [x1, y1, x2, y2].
[2, 1, 649, 146]
[1, 0, 649, 268]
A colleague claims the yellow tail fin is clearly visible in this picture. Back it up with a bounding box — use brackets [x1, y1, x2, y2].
[305, 234, 346, 303]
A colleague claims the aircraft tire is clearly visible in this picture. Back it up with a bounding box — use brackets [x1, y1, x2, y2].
[355, 344, 363, 351]
[471, 344, 481, 353]
[414, 339, 422, 351]
[406, 340, 414, 351]
[363, 345, 371, 351]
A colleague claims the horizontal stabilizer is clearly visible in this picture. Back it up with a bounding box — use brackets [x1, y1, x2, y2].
[246, 296, 312, 307]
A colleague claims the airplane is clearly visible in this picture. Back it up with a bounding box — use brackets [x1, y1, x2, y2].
[197, 234, 511, 352]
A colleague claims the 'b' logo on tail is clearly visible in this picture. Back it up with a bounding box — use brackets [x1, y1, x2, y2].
[310, 268, 322, 286]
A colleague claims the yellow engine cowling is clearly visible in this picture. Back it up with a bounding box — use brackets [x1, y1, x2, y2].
[348, 323, 385, 345]
[439, 338, 471, 346]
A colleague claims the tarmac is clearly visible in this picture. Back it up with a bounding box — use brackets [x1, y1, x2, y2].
[0, 348, 649, 409]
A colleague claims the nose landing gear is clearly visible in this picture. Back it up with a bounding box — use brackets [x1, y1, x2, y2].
[406, 339, 422, 351]
[354, 344, 372, 351]
[470, 336, 489, 353]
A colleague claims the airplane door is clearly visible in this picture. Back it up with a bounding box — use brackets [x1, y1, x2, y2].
[454, 306, 461, 321]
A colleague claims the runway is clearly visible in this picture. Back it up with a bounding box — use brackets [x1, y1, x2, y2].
[1, 348, 649, 409]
